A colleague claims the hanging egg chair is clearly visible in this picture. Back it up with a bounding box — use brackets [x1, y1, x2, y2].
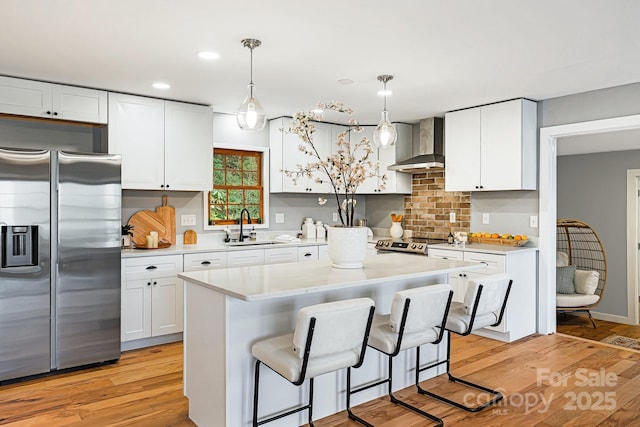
[556, 219, 607, 328]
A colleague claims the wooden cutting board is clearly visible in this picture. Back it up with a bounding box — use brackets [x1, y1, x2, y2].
[184, 229, 197, 245]
[127, 210, 168, 247]
[156, 195, 176, 244]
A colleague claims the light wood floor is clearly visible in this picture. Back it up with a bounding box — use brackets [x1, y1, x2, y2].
[557, 312, 640, 341]
[1, 334, 640, 426]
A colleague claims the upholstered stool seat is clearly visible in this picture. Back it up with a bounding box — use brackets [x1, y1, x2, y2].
[251, 298, 375, 427]
[419, 273, 513, 413]
[348, 284, 453, 427]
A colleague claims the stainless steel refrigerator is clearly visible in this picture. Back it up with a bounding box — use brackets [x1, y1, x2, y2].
[0, 148, 121, 382]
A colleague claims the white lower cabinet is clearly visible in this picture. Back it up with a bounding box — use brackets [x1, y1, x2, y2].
[428, 246, 536, 342]
[297, 245, 319, 262]
[184, 252, 227, 271]
[227, 249, 265, 267]
[319, 245, 329, 261]
[122, 255, 184, 342]
[265, 246, 299, 264]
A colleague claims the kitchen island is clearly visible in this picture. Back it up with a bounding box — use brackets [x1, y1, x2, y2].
[178, 252, 485, 427]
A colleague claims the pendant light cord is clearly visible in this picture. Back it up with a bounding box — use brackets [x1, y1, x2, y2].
[249, 45, 254, 98]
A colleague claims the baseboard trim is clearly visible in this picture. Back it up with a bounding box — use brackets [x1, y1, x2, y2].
[591, 311, 635, 325]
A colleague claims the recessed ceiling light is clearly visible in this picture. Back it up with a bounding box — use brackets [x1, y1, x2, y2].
[377, 90, 393, 96]
[337, 78, 354, 85]
[152, 82, 171, 90]
[197, 51, 220, 60]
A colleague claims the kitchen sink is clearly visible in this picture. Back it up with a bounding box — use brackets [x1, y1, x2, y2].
[224, 240, 285, 247]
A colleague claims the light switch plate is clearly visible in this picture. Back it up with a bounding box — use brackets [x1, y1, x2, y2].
[449, 212, 456, 223]
[530, 215, 538, 228]
[332, 213, 338, 222]
[275, 213, 285, 224]
[482, 213, 490, 224]
[181, 214, 196, 226]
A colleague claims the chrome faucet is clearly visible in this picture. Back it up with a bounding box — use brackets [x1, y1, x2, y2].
[239, 208, 251, 242]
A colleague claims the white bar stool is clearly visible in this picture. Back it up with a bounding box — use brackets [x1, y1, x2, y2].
[419, 273, 512, 412]
[347, 284, 453, 427]
[251, 297, 376, 427]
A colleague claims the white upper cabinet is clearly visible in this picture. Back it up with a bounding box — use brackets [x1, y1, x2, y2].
[0, 76, 107, 123]
[444, 98, 537, 192]
[109, 93, 213, 191]
[352, 124, 412, 194]
[269, 117, 332, 193]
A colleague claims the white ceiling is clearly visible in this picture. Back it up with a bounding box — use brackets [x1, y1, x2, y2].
[2, 0, 640, 126]
[558, 128, 640, 156]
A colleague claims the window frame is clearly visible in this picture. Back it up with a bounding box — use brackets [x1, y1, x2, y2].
[203, 143, 270, 231]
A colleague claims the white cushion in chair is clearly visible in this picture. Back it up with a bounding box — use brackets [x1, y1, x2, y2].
[369, 284, 452, 354]
[445, 302, 499, 334]
[252, 333, 361, 382]
[556, 293, 600, 307]
[574, 269, 599, 295]
[292, 298, 375, 359]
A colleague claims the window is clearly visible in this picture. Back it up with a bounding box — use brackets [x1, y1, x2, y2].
[208, 148, 263, 226]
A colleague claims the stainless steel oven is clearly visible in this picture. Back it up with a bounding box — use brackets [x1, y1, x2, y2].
[375, 237, 447, 256]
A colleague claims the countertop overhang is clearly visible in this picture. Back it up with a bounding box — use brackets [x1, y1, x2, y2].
[178, 252, 486, 301]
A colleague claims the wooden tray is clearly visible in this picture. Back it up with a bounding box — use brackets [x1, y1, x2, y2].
[469, 237, 529, 247]
[127, 210, 168, 247]
[134, 241, 171, 250]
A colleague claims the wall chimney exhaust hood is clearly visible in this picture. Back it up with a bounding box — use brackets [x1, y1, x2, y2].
[388, 117, 444, 173]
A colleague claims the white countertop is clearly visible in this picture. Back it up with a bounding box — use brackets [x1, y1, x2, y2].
[428, 242, 539, 255]
[178, 252, 485, 301]
[121, 238, 329, 258]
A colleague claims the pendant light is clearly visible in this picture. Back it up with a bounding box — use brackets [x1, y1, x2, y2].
[373, 74, 397, 148]
[236, 38, 266, 131]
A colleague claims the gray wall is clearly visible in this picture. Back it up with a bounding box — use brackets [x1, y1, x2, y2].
[270, 194, 367, 231]
[557, 149, 640, 317]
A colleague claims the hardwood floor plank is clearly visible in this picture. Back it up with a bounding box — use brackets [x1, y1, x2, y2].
[1, 335, 639, 426]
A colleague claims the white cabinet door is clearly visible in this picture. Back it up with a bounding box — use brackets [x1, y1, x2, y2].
[297, 245, 319, 262]
[265, 246, 298, 264]
[309, 122, 332, 193]
[444, 107, 482, 191]
[352, 126, 378, 194]
[378, 123, 412, 194]
[151, 276, 184, 336]
[445, 99, 536, 192]
[122, 278, 152, 341]
[0, 76, 107, 123]
[164, 101, 213, 191]
[109, 93, 165, 190]
[52, 85, 107, 123]
[122, 255, 183, 342]
[227, 249, 265, 267]
[183, 252, 227, 271]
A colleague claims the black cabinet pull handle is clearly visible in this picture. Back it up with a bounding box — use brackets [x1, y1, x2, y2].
[147, 282, 151, 286]
[166, 184, 170, 188]
[201, 261, 211, 265]
[53, 112, 58, 116]
[146, 265, 158, 270]
[304, 253, 312, 257]
[153, 281, 157, 285]
[46, 111, 52, 115]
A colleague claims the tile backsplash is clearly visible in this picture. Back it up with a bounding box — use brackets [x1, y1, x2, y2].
[403, 170, 470, 240]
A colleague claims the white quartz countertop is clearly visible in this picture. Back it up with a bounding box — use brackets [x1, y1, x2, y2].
[121, 238, 329, 258]
[428, 242, 538, 255]
[178, 252, 485, 301]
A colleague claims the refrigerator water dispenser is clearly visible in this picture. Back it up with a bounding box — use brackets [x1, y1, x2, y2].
[1, 225, 38, 267]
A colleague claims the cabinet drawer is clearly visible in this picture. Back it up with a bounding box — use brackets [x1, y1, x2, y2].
[318, 245, 329, 261]
[428, 248, 463, 260]
[297, 246, 318, 262]
[227, 249, 265, 267]
[124, 255, 183, 280]
[265, 246, 298, 264]
[184, 252, 227, 271]
[463, 252, 505, 275]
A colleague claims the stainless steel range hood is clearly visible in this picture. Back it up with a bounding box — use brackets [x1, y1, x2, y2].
[388, 117, 444, 173]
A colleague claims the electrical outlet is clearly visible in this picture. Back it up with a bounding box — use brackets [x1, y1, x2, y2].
[482, 213, 490, 225]
[449, 212, 456, 223]
[332, 212, 338, 222]
[275, 213, 285, 224]
[180, 214, 196, 226]
[530, 215, 538, 228]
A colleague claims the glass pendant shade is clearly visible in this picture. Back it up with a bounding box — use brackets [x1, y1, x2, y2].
[373, 110, 397, 148]
[236, 84, 266, 130]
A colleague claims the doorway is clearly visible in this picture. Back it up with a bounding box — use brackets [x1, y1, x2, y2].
[538, 114, 640, 335]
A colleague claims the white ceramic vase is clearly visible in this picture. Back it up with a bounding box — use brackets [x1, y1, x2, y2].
[327, 226, 368, 269]
[389, 222, 403, 239]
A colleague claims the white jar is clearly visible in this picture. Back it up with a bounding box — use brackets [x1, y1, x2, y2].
[302, 218, 316, 239]
[315, 221, 326, 240]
